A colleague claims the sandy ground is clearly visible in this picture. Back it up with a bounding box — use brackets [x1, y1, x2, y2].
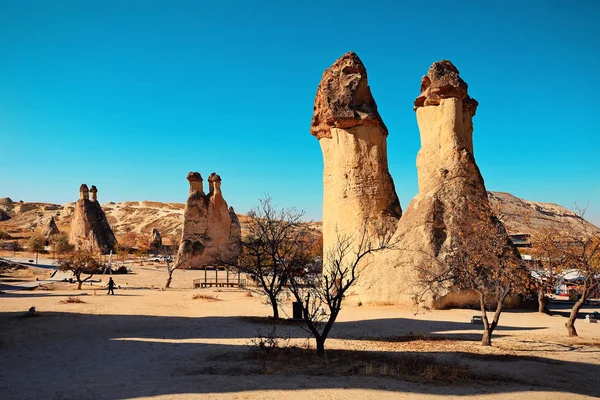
[1, 262, 600, 400]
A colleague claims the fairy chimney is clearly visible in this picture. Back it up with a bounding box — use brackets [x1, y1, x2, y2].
[42, 216, 60, 238]
[79, 184, 89, 200]
[311, 52, 402, 257]
[174, 171, 241, 268]
[208, 172, 222, 193]
[149, 227, 162, 250]
[312, 54, 513, 307]
[69, 184, 117, 254]
[187, 172, 204, 193]
[89, 185, 98, 202]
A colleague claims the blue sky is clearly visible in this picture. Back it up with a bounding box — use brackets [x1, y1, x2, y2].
[1, 1, 599, 224]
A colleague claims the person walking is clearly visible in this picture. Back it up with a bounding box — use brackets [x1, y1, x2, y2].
[107, 277, 115, 295]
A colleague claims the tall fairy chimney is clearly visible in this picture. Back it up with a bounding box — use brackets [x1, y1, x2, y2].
[79, 184, 89, 200]
[413, 60, 479, 194]
[310, 52, 402, 254]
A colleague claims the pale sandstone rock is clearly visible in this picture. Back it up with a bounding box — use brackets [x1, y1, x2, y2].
[69, 184, 117, 254]
[174, 172, 241, 268]
[149, 227, 162, 250]
[312, 55, 510, 307]
[42, 216, 60, 238]
[0, 197, 13, 213]
[311, 52, 402, 256]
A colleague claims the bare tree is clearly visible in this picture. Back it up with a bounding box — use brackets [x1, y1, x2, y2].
[285, 223, 396, 355]
[418, 206, 527, 346]
[58, 250, 103, 290]
[219, 196, 308, 319]
[162, 244, 177, 288]
[529, 227, 564, 314]
[541, 207, 600, 336]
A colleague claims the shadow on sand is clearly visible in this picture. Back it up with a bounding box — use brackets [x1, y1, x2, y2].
[0, 309, 598, 399]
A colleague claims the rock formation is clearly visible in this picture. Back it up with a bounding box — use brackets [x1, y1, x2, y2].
[0, 197, 13, 213]
[42, 216, 60, 238]
[312, 53, 511, 307]
[149, 227, 162, 250]
[310, 52, 402, 255]
[174, 172, 241, 268]
[69, 184, 117, 254]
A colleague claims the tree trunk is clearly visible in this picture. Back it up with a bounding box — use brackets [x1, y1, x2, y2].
[479, 293, 492, 346]
[566, 289, 587, 337]
[481, 328, 492, 346]
[316, 336, 325, 355]
[77, 280, 82, 290]
[270, 297, 279, 319]
[165, 276, 172, 288]
[538, 289, 549, 314]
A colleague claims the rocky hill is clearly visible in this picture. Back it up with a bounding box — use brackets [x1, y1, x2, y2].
[0, 192, 596, 243]
[487, 192, 599, 235]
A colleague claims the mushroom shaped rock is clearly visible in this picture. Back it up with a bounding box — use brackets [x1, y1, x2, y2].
[313, 55, 514, 308]
[311, 52, 402, 257]
[174, 172, 241, 268]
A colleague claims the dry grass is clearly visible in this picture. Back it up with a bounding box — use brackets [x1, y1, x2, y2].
[247, 346, 508, 385]
[59, 296, 86, 304]
[370, 301, 396, 306]
[370, 333, 456, 343]
[462, 352, 564, 364]
[192, 293, 221, 301]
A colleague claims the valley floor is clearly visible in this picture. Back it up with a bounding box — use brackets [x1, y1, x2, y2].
[1, 260, 600, 400]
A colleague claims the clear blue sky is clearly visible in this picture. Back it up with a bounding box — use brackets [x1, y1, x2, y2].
[1, 1, 599, 225]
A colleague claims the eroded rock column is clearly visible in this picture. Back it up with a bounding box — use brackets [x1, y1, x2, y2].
[69, 184, 117, 254]
[414, 60, 481, 195]
[174, 171, 241, 268]
[311, 52, 401, 254]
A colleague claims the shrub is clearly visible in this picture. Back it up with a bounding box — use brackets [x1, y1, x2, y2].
[59, 296, 86, 304]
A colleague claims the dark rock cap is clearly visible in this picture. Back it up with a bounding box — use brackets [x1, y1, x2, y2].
[311, 52, 387, 139]
[414, 60, 478, 115]
[187, 172, 203, 182]
[208, 172, 222, 182]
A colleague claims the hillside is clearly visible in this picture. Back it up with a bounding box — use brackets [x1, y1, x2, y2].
[487, 192, 599, 235]
[0, 192, 597, 243]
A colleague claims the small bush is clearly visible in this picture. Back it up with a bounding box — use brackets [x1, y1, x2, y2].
[192, 293, 221, 301]
[250, 327, 290, 354]
[59, 296, 86, 304]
